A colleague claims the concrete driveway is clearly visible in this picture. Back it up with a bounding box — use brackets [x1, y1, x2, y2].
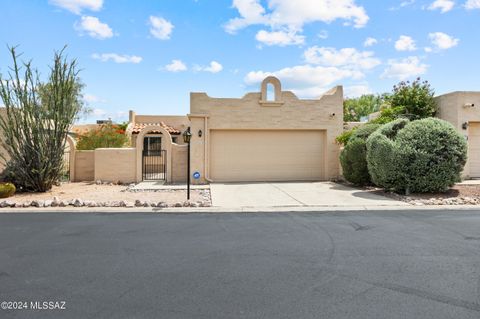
[210, 182, 408, 207]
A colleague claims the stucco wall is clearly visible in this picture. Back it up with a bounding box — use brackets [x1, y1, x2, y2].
[74, 151, 95, 181]
[94, 148, 136, 183]
[171, 144, 188, 183]
[436, 92, 480, 178]
[188, 79, 344, 184]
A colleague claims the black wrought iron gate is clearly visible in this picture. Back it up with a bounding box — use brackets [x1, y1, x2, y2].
[142, 149, 166, 181]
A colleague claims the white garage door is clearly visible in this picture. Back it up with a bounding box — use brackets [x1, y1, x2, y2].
[470, 123, 480, 178]
[210, 130, 325, 182]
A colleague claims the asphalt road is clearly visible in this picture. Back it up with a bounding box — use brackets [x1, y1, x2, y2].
[1, 210, 480, 319]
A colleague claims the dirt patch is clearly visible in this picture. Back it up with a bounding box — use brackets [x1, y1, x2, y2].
[10, 182, 211, 206]
[336, 180, 480, 205]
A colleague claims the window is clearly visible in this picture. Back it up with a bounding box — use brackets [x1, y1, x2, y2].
[172, 137, 178, 143]
[143, 136, 162, 156]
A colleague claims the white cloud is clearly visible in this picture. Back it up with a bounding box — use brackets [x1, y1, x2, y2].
[390, 0, 416, 10]
[395, 35, 416, 51]
[304, 47, 381, 70]
[344, 85, 372, 98]
[244, 46, 380, 98]
[92, 108, 107, 117]
[83, 94, 106, 103]
[164, 60, 188, 72]
[75, 16, 113, 39]
[381, 56, 427, 80]
[245, 65, 363, 92]
[318, 30, 329, 39]
[255, 29, 305, 46]
[465, 0, 480, 9]
[428, 32, 459, 50]
[363, 37, 377, 47]
[194, 61, 223, 73]
[225, 0, 369, 46]
[92, 53, 142, 64]
[49, 0, 102, 14]
[88, 109, 128, 121]
[149, 16, 174, 40]
[428, 0, 455, 12]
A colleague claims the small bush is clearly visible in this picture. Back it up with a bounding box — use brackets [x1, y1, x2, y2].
[0, 182, 16, 198]
[366, 118, 467, 193]
[76, 124, 129, 150]
[340, 124, 381, 185]
[336, 128, 356, 145]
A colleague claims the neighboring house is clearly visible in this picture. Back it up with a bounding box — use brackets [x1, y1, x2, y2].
[436, 92, 480, 179]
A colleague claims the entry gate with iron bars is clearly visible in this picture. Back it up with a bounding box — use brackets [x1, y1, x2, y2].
[142, 149, 167, 181]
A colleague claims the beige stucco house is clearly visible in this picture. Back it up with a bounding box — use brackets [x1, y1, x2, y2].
[435, 92, 480, 179]
[71, 76, 343, 184]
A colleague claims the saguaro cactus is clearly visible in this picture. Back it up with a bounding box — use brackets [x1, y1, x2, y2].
[0, 47, 83, 192]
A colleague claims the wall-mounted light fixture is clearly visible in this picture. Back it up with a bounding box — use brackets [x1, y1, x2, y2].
[464, 103, 475, 108]
[330, 113, 336, 118]
[462, 122, 469, 130]
[198, 130, 203, 138]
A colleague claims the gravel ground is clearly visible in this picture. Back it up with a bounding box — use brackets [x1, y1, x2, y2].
[346, 183, 480, 206]
[9, 182, 211, 206]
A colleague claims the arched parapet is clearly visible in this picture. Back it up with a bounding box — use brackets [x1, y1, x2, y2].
[260, 76, 284, 106]
[134, 125, 173, 183]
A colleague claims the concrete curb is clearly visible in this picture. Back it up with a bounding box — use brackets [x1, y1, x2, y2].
[0, 204, 479, 214]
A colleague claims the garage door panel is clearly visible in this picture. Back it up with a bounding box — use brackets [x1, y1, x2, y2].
[210, 130, 325, 182]
[470, 123, 480, 177]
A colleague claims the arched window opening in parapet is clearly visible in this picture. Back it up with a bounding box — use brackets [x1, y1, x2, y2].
[266, 83, 275, 101]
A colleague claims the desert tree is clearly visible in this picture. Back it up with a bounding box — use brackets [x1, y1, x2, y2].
[0, 46, 84, 192]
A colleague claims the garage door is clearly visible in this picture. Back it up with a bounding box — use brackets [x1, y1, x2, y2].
[470, 123, 480, 178]
[210, 130, 325, 182]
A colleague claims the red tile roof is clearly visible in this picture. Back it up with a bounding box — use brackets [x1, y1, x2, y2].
[131, 122, 181, 135]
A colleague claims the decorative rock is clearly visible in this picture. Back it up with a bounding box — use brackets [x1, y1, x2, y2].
[59, 201, 68, 207]
[22, 201, 32, 208]
[43, 200, 53, 207]
[82, 200, 94, 207]
[174, 202, 182, 207]
[51, 197, 60, 207]
[135, 200, 143, 207]
[190, 202, 198, 207]
[183, 201, 190, 207]
[96, 180, 102, 185]
[31, 200, 44, 207]
[157, 202, 168, 208]
[0, 201, 8, 208]
[73, 198, 84, 207]
[109, 201, 120, 207]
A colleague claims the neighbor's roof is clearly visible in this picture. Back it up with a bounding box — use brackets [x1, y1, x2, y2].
[131, 122, 181, 135]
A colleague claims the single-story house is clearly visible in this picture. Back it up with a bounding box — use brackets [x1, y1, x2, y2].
[73, 76, 343, 184]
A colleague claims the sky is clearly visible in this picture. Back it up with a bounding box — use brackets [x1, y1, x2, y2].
[0, 0, 479, 123]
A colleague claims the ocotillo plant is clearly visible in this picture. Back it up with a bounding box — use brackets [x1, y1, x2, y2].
[0, 47, 83, 192]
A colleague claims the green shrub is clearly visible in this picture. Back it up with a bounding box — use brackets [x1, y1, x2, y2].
[366, 118, 467, 193]
[340, 124, 381, 185]
[0, 182, 16, 198]
[336, 128, 356, 145]
[76, 124, 129, 150]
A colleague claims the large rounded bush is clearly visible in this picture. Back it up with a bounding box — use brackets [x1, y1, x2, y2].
[366, 118, 467, 193]
[340, 124, 380, 185]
